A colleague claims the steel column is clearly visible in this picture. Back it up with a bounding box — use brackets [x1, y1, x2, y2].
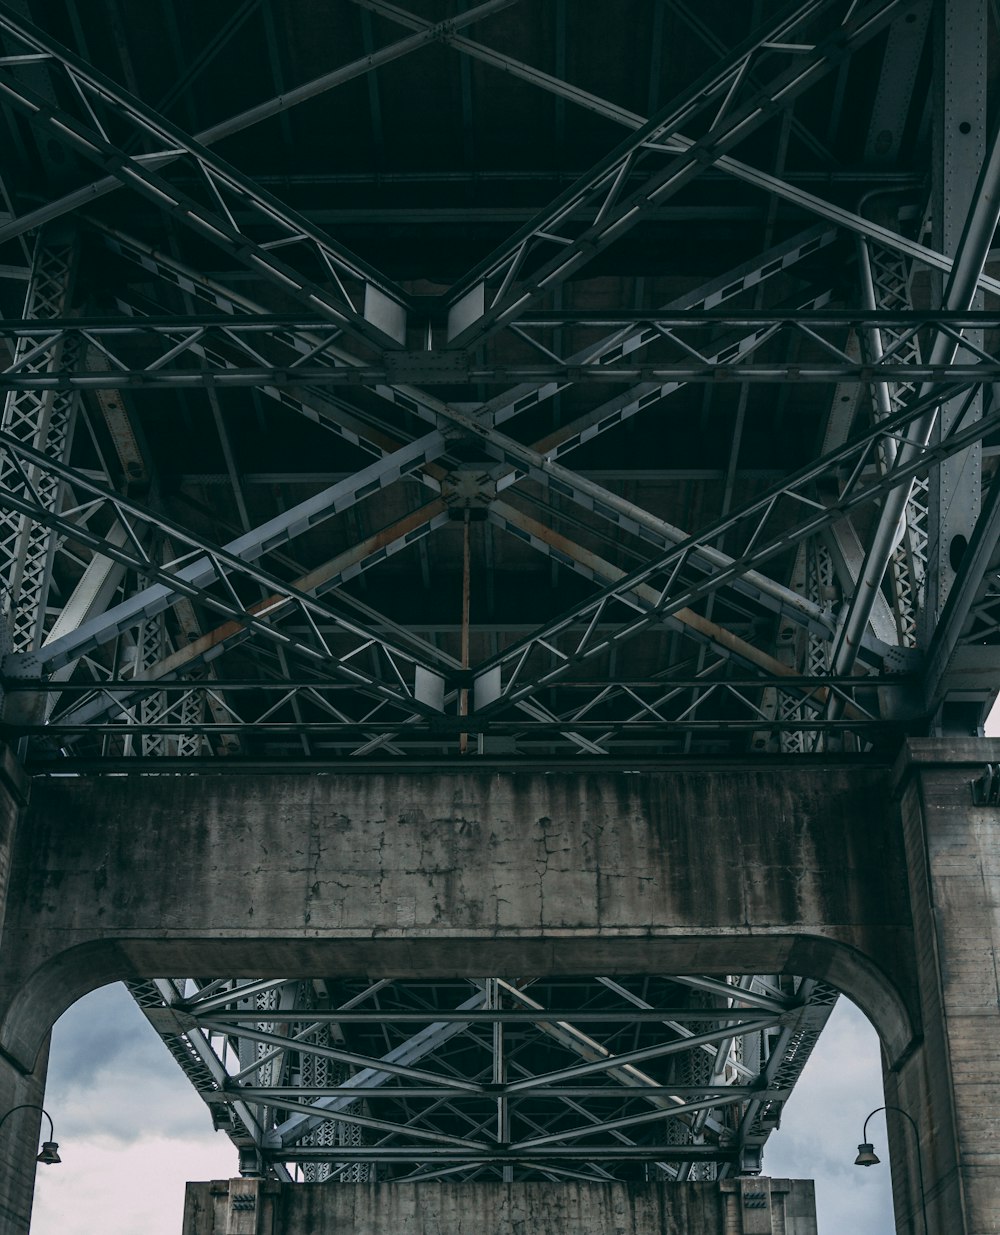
[0, 226, 80, 655]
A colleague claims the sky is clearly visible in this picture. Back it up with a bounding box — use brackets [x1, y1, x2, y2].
[28, 982, 895, 1235]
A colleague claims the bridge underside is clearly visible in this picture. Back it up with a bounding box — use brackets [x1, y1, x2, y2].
[0, 3, 1000, 1233]
[0, 0, 999, 769]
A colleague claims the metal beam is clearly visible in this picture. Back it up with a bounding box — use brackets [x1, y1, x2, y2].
[922, 465, 1000, 713]
[0, 4, 414, 348]
[90, 225, 838, 645]
[5, 315, 1000, 387]
[354, 0, 993, 342]
[46, 500, 451, 731]
[487, 500, 818, 684]
[3, 429, 450, 676]
[267, 990, 489, 1147]
[0, 432, 453, 716]
[923, 0, 987, 628]
[480, 225, 840, 431]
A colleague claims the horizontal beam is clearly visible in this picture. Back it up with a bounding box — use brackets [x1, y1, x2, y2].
[3, 718, 898, 737]
[3, 674, 912, 693]
[225, 1085, 758, 1099]
[0, 363, 993, 388]
[19, 751, 899, 772]
[0, 308, 992, 386]
[186, 1008, 780, 1024]
[13, 308, 1000, 330]
[0, 0, 522, 246]
[268, 1146, 738, 1162]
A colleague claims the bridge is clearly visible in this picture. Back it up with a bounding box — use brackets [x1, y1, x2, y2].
[0, 2, 998, 1233]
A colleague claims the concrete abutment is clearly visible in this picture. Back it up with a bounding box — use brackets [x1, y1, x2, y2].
[0, 739, 996, 1233]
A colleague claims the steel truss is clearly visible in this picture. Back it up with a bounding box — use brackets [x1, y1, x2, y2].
[2, 310, 1000, 389]
[127, 973, 836, 1182]
[0, 228, 80, 654]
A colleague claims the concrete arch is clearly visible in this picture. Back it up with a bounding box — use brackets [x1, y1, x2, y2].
[0, 930, 918, 1076]
[1, 742, 997, 1234]
[0, 763, 920, 1070]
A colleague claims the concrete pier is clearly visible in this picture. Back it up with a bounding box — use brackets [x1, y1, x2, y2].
[0, 739, 998, 1232]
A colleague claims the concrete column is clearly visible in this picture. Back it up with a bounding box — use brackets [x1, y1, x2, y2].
[0, 743, 46, 1235]
[0, 1044, 50, 1235]
[889, 739, 1000, 1235]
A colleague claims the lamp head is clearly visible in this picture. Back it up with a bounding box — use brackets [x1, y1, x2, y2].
[36, 1141, 61, 1166]
[854, 1142, 880, 1167]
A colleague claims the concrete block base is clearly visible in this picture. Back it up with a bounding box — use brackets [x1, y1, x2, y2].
[182, 1178, 818, 1235]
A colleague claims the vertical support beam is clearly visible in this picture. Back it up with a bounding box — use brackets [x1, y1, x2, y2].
[857, 237, 928, 647]
[0, 225, 80, 654]
[925, 0, 987, 630]
[890, 739, 1000, 1235]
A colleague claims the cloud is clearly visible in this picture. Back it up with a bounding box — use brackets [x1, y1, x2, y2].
[31, 1136, 235, 1235]
[31, 984, 236, 1235]
[44, 985, 224, 1145]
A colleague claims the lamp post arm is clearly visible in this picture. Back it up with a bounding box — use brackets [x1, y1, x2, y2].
[0, 1104, 55, 1142]
[861, 1105, 929, 1235]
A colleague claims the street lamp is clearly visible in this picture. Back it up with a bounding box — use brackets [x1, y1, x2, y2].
[854, 1104, 927, 1235]
[0, 1104, 61, 1166]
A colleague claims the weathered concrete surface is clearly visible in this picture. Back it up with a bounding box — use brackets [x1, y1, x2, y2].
[182, 1179, 819, 1235]
[0, 761, 916, 1070]
[0, 748, 47, 1235]
[0, 1046, 49, 1235]
[3, 740, 1000, 1235]
[887, 740, 1000, 1235]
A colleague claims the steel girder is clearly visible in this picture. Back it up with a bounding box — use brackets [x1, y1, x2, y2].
[0, 227, 80, 654]
[0, 2, 520, 350]
[4, 311, 1000, 388]
[830, 103, 1000, 682]
[1, 221, 860, 747]
[126, 973, 834, 1182]
[468, 377, 989, 725]
[439, 0, 909, 348]
[0, 0, 524, 251]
